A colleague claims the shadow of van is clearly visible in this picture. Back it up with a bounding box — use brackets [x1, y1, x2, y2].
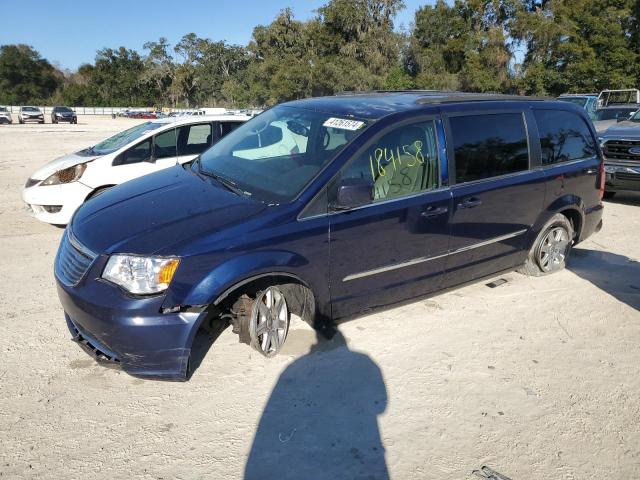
[244, 329, 389, 480]
[569, 248, 640, 311]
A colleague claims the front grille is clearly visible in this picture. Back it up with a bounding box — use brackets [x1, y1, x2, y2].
[603, 140, 640, 162]
[55, 229, 97, 286]
[616, 172, 640, 181]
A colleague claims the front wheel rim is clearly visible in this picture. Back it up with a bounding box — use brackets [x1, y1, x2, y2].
[249, 287, 289, 357]
[537, 226, 570, 272]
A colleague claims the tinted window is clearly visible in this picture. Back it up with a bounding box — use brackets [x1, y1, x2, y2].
[220, 121, 242, 137]
[533, 110, 596, 165]
[340, 120, 439, 203]
[450, 113, 529, 183]
[177, 123, 212, 156]
[153, 128, 177, 159]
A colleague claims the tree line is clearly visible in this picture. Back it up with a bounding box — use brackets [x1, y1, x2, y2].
[1, 0, 638, 108]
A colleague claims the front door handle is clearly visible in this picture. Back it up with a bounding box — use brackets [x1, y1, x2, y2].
[457, 197, 482, 209]
[421, 206, 449, 218]
[584, 168, 598, 175]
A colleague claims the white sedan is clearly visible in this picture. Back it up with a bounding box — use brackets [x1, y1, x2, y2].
[23, 114, 250, 225]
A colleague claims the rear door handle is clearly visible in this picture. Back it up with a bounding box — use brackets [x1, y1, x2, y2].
[584, 168, 598, 175]
[457, 197, 482, 209]
[421, 206, 449, 218]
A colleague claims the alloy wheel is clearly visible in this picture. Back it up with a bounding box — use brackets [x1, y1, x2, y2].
[537, 226, 570, 272]
[249, 287, 289, 357]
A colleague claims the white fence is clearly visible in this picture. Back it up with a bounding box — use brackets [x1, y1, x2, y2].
[3, 106, 147, 115]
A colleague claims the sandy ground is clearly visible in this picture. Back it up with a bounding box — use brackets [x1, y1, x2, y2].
[0, 116, 639, 480]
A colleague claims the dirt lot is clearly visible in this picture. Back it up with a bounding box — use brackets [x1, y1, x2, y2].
[0, 116, 639, 479]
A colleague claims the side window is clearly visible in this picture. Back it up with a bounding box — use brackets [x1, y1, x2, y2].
[177, 123, 212, 156]
[450, 113, 529, 183]
[116, 139, 151, 165]
[220, 121, 242, 138]
[153, 128, 177, 160]
[340, 120, 439, 202]
[533, 109, 596, 165]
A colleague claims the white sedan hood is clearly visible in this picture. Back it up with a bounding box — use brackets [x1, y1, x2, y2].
[30, 151, 97, 180]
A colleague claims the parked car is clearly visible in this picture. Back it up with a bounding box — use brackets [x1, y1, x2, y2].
[0, 106, 12, 124]
[18, 106, 44, 124]
[557, 94, 598, 119]
[51, 106, 77, 124]
[53, 92, 604, 380]
[598, 109, 640, 198]
[592, 104, 639, 133]
[23, 113, 250, 225]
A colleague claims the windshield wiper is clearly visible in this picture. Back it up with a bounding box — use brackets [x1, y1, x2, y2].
[196, 159, 251, 197]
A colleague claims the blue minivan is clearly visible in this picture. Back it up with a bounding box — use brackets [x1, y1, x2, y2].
[55, 92, 604, 379]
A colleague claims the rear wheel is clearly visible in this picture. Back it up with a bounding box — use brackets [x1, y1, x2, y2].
[249, 286, 290, 357]
[519, 214, 573, 277]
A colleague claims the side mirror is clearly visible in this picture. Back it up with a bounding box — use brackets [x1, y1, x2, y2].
[333, 177, 373, 211]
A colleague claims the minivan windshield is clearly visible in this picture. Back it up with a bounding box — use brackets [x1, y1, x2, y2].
[22, 106, 38, 112]
[54, 106, 73, 112]
[88, 121, 163, 155]
[198, 105, 368, 203]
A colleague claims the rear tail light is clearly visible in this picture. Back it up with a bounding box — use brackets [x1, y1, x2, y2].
[598, 159, 605, 201]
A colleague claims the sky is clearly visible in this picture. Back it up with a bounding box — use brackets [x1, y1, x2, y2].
[0, 0, 428, 71]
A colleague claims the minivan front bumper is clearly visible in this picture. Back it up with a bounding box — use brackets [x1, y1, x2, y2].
[57, 278, 205, 380]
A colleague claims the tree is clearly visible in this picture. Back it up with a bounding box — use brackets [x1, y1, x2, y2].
[142, 37, 175, 106]
[513, 0, 639, 95]
[0, 44, 61, 104]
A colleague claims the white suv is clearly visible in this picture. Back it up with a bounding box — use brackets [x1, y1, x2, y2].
[23, 114, 250, 225]
[19, 106, 44, 124]
[0, 106, 12, 124]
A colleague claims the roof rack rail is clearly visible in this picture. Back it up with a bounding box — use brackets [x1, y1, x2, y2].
[415, 92, 549, 104]
[598, 89, 640, 107]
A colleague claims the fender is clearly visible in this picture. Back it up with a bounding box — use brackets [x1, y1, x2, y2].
[162, 249, 317, 310]
[526, 193, 585, 249]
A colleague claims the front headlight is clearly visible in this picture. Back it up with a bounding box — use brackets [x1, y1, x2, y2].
[41, 164, 86, 185]
[102, 255, 180, 295]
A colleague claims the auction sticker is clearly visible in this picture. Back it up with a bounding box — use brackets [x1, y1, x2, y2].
[323, 117, 365, 130]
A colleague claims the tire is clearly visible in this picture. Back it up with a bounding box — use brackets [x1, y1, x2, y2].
[519, 213, 573, 277]
[19, 119, 23, 124]
[52, 118, 57, 124]
[249, 285, 291, 357]
[603, 191, 616, 199]
[39, 120, 44, 124]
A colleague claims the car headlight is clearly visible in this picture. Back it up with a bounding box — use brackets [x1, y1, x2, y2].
[41, 164, 86, 185]
[103, 255, 180, 295]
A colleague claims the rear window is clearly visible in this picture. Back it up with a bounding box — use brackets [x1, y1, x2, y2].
[533, 110, 596, 165]
[450, 113, 529, 183]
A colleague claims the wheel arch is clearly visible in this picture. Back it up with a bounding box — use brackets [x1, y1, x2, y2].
[529, 195, 585, 248]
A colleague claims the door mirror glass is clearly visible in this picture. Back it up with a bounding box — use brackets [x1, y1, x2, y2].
[334, 177, 373, 210]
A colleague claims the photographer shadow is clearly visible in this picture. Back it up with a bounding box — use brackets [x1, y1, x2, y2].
[244, 328, 389, 480]
[569, 248, 640, 311]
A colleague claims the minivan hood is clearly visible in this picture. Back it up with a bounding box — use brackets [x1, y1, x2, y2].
[71, 165, 267, 255]
[600, 120, 640, 139]
[31, 151, 97, 180]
